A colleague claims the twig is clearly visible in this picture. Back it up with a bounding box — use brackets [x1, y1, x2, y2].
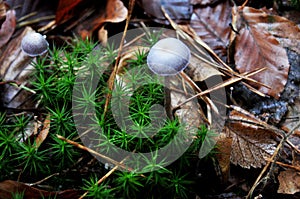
[79, 158, 127, 199]
[27, 173, 60, 186]
[176, 67, 266, 108]
[56, 134, 134, 172]
[103, 0, 136, 116]
[17, 15, 55, 28]
[265, 158, 300, 172]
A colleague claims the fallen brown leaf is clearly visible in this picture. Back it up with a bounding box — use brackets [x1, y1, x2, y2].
[0, 10, 16, 49]
[0, 180, 81, 199]
[190, 0, 232, 61]
[55, 0, 83, 24]
[0, 26, 36, 109]
[76, 0, 127, 39]
[35, 113, 51, 148]
[227, 109, 278, 168]
[215, 131, 232, 183]
[244, 7, 300, 54]
[231, 6, 290, 99]
[278, 169, 300, 194]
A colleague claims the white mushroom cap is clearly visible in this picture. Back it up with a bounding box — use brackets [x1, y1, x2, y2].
[21, 32, 49, 57]
[147, 38, 191, 76]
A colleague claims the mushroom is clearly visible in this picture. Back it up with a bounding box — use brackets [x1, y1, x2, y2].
[21, 32, 49, 57]
[147, 38, 191, 76]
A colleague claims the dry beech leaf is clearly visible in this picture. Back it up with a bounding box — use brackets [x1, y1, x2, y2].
[227, 109, 278, 168]
[35, 114, 51, 148]
[104, 0, 128, 23]
[278, 170, 300, 194]
[168, 74, 204, 137]
[232, 6, 290, 99]
[76, 0, 127, 39]
[0, 180, 81, 199]
[242, 7, 300, 55]
[186, 49, 223, 82]
[0, 26, 36, 109]
[0, 10, 16, 49]
[190, 0, 232, 61]
[215, 131, 232, 182]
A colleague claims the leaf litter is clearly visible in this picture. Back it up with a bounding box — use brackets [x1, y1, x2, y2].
[1, 0, 300, 198]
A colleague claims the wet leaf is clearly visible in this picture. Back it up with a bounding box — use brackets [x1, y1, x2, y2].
[0, 10, 16, 49]
[0, 180, 81, 199]
[190, 0, 232, 60]
[227, 108, 278, 168]
[232, 6, 290, 99]
[278, 170, 300, 194]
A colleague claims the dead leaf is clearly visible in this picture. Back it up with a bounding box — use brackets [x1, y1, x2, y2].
[190, 0, 232, 61]
[35, 114, 51, 148]
[227, 109, 278, 168]
[0, 1, 8, 22]
[139, 0, 192, 24]
[186, 54, 224, 82]
[98, 26, 108, 46]
[104, 0, 128, 23]
[246, 8, 300, 55]
[55, 0, 83, 24]
[0, 180, 81, 199]
[250, 12, 300, 54]
[0, 26, 36, 109]
[232, 6, 290, 99]
[215, 131, 232, 183]
[76, 0, 127, 39]
[0, 10, 16, 49]
[278, 169, 300, 194]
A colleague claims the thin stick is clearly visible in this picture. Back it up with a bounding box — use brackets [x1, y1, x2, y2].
[103, 0, 136, 116]
[27, 173, 60, 186]
[176, 67, 266, 108]
[265, 158, 300, 172]
[56, 134, 133, 172]
[79, 158, 127, 199]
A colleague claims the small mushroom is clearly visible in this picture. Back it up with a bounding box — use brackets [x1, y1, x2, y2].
[21, 32, 49, 57]
[147, 38, 191, 76]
